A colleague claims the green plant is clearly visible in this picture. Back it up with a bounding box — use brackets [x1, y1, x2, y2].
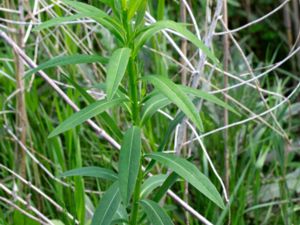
[27, 0, 239, 224]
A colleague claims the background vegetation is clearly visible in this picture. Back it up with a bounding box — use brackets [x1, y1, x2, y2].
[0, 0, 300, 224]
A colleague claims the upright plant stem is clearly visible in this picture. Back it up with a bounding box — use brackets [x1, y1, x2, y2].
[128, 58, 140, 126]
[123, 8, 143, 224]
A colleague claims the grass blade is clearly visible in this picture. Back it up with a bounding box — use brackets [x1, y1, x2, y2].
[146, 152, 225, 209]
[119, 126, 141, 205]
[153, 172, 179, 202]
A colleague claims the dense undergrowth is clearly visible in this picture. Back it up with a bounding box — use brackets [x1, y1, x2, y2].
[0, 0, 300, 225]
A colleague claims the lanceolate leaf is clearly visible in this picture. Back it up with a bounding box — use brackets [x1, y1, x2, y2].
[141, 92, 171, 125]
[49, 98, 127, 138]
[143, 75, 204, 131]
[25, 55, 108, 78]
[119, 126, 141, 205]
[62, 0, 125, 41]
[146, 153, 225, 209]
[91, 182, 121, 225]
[63, 75, 123, 140]
[140, 174, 168, 198]
[106, 48, 132, 100]
[59, 167, 118, 181]
[63, 0, 107, 17]
[33, 14, 85, 31]
[135, 20, 218, 64]
[179, 85, 239, 115]
[112, 204, 129, 225]
[140, 199, 174, 225]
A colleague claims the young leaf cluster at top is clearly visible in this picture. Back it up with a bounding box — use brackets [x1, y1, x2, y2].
[29, 0, 238, 224]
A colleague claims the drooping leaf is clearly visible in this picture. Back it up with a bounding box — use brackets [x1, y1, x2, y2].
[119, 126, 141, 205]
[106, 48, 132, 100]
[140, 174, 168, 198]
[141, 92, 171, 125]
[140, 199, 174, 225]
[91, 182, 121, 225]
[146, 152, 225, 209]
[62, 0, 125, 42]
[135, 20, 218, 64]
[143, 75, 203, 131]
[25, 55, 108, 78]
[179, 85, 239, 115]
[59, 167, 118, 181]
[63, 0, 108, 17]
[48, 97, 127, 138]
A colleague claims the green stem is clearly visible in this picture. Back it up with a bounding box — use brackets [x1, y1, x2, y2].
[128, 58, 140, 125]
[130, 165, 143, 225]
[123, 7, 142, 224]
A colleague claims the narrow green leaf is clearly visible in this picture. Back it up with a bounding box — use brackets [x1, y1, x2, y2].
[25, 55, 108, 78]
[106, 48, 131, 100]
[128, 0, 145, 19]
[140, 174, 168, 198]
[62, 0, 125, 42]
[140, 199, 174, 225]
[94, 83, 131, 114]
[99, 0, 114, 7]
[34, 14, 85, 31]
[143, 75, 204, 131]
[145, 111, 185, 173]
[91, 182, 121, 225]
[59, 167, 118, 181]
[135, 20, 218, 64]
[112, 204, 129, 225]
[153, 172, 179, 202]
[119, 126, 141, 205]
[179, 85, 240, 115]
[146, 153, 225, 209]
[50, 220, 65, 225]
[63, 0, 107, 17]
[48, 97, 126, 138]
[63, 75, 123, 140]
[141, 92, 170, 125]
